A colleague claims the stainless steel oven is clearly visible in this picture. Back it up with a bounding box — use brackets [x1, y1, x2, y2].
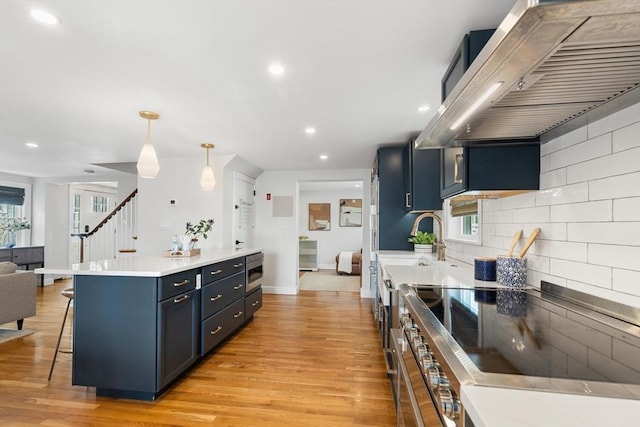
[246, 252, 263, 292]
[394, 281, 640, 426]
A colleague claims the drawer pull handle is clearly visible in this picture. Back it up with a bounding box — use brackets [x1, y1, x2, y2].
[210, 269, 223, 275]
[210, 294, 223, 301]
[173, 294, 190, 303]
[173, 279, 190, 287]
[210, 326, 222, 335]
[234, 284, 244, 290]
[251, 300, 260, 307]
[234, 263, 243, 268]
[233, 311, 243, 318]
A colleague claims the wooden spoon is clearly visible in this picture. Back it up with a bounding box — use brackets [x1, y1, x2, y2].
[507, 230, 523, 256]
[518, 227, 541, 258]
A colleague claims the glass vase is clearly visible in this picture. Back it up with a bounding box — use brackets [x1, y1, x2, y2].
[1, 230, 16, 248]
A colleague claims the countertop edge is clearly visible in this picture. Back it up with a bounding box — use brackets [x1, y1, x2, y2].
[34, 247, 262, 277]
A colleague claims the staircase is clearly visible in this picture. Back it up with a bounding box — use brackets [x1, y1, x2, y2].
[71, 189, 138, 263]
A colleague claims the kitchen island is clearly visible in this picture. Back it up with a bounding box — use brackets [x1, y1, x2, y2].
[36, 248, 262, 401]
[380, 253, 640, 427]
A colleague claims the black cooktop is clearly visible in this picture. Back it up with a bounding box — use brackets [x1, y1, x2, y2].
[415, 286, 640, 386]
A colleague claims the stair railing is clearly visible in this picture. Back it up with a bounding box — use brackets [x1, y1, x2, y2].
[71, 189, 138, 263]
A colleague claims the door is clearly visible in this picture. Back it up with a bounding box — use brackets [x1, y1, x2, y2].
[232, 172, 255, 249]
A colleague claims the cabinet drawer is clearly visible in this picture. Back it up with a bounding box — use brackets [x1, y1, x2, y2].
[200, 299, 245, 355]
[202, 257, 245, 284]
[0, 249, 11, 262]
[201, 271, 245, 319]
[245, 287, 262, 319]
[158, 269, 197, 301]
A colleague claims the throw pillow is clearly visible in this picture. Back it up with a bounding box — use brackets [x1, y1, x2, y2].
[0, 262, 18, 275]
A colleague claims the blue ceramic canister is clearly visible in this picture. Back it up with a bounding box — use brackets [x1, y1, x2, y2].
[496, 255, 527, 287]
[474, 257, 497, 281]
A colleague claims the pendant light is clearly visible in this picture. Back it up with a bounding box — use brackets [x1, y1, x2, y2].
[137, 111, 160, 179]
[200, 143, 215, 190]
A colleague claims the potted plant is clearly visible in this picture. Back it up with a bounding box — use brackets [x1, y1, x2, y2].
[184, 218, 214, 249]
[408, 231, 436, 254]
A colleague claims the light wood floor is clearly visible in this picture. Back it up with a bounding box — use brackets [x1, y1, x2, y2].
[0, 280, 395, 426]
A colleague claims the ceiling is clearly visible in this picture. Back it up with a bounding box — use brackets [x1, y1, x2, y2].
[0, 0, 516, 179]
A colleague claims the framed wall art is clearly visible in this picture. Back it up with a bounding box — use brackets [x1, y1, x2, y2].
[339, 199, 362, 227]
[308, 203, 331, 230]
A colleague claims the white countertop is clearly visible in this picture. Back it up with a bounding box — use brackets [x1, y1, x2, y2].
[462, 384, 640, 427]
[380, 253, 504, 290]
[35, 247, 261, 277]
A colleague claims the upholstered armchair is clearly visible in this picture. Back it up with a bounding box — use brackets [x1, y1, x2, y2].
[0, 262, 37, 330]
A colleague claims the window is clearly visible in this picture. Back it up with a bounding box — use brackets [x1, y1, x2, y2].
[445, 198, 482, 244]
[0, 184, 30, 247]
[91, 195, 110, 213]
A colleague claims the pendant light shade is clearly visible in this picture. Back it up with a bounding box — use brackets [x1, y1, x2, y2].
[137, 111, 160, 179]
[200, 143, 215, 190]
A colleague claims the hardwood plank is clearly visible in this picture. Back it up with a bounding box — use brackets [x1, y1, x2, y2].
[0, 281, 395, 426]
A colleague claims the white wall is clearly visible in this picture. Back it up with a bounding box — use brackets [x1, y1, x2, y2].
[255, 169, 372, 297]
[137, 154, 262, 254]
[298, 188, 363, 268]
[446, 103, 640, 307]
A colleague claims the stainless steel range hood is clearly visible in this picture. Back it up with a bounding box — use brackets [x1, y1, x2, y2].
[416, 0, 640, 149]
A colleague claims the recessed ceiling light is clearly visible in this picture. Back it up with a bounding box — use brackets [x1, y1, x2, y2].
[418, 105, 430, 113]
[319, 154, 328, 160]
[305, 127, 316, 135]
[268, 63, 285, 76]
[30, 9, 60, 25]
[25, 142, 39, 148]
[355, 184, 361, 188]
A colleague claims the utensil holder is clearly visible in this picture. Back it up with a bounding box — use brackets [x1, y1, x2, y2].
[496, 256, 527, 287]
[474, 257, 496, 281]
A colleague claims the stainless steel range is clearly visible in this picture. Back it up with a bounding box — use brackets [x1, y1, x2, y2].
[391, 281, 640, 426]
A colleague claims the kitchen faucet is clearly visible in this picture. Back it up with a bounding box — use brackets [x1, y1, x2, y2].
[410, 212, 446, 261]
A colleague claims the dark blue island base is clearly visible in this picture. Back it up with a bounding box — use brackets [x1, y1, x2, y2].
[71, 255, 262, 401]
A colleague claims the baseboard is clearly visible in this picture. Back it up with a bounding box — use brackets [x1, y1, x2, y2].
[261, 285, 297, 295]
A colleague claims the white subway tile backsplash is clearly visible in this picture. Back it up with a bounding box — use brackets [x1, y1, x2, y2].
[494, 223, 524, 238]
[613, 122, 640, 153]
[568, 147, 640, 184]
[612, 269, 640, 297]
[525, 253, 550, 274]
[540, 154, 550, 173]
[483, 208, 513, 225]
[589, 171, 640, 201]
[535, 223, 567, 241]
[550, 200, 612, 223]
[541, 126, 588, 156]
[540, 168, 567, 189]
[613, 197, 640, 221]
[549, 133, 611, 170]
[551, 259, 611, 288]
[494, 192, 536, 211]
[512, 206, 550, 223]
[588, 103, 640, 139]
[569, 223, 640, 246]
[527, 270, 567, 288]
[536, 183, 589, 206]
[589, 244, 640, 271]
[537, 240, 587, 263]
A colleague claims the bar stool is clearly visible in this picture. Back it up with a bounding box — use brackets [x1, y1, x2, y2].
[48, 287, 74, 381]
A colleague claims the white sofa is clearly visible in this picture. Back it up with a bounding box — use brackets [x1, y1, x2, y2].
[0, 262, 37, 330]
